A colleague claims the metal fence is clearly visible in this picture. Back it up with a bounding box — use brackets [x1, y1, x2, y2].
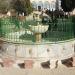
[0, 16, 74, 44]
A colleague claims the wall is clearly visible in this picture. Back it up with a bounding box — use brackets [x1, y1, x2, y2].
[30, 0, 56, 11]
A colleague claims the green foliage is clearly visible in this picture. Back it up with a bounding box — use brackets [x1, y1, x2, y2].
[11, 0, 24, 13]
[0, 0, 9, 13]
[23, 0, 33, 15]
[10, 0, 33, 15]
[72, 0, 75, 8]
[61, 0, 74, 12]
[0, 0, 33, 15]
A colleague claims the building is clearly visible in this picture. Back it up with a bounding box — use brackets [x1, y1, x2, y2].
[30, 0, 60, 11]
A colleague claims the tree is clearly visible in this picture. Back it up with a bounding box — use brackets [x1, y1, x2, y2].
[61, 0, 74, 12]
[23, 0, 33, 15]
[10, 0, 24, 14]
[0, 0, 9, 13]
[72, 0, 75, 8]
[10, 0, 33, 15]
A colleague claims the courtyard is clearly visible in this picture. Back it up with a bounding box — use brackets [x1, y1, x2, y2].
[0, 0, 75, 74]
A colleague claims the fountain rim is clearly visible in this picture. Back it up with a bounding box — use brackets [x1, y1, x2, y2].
[0, 38, 75, 45]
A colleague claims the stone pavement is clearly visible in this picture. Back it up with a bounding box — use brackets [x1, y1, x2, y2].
[0, 66, 75, 75]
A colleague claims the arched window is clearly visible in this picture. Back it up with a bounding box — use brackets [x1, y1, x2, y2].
[38, 1, 43, 10]
[44, 1, 50, 10]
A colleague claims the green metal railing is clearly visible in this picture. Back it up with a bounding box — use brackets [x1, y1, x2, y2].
[0, 17, 74, 43]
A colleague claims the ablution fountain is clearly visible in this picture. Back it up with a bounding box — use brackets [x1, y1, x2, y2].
[0, 11, 75, 69]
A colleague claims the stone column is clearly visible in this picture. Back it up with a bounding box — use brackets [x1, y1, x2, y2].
[37, 4, 38, 11]
[35, 33, 42, 43]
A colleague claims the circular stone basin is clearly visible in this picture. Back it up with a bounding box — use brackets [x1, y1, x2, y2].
[1, 39, 75, 60]
[1, 39, 75, 68]
[29, 25, 49, 33]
